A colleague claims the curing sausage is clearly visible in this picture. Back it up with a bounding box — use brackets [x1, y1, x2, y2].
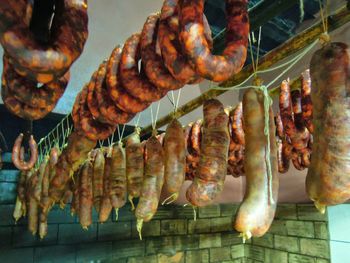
[12, 133, 38, 171]
[33, 157, 48, 202]
[70, 169, 81, 216]
[163, 119, 186, 203]
[301, 69, 314, 133]
[126, 129, 144, 210]
[49, 131, 96, 203]
[234, 89, 278, 241]
[119, 33, 166, 102]
[92, 149, 105, 213]
[159, 0, 213, 84]
[78, 84, 116, 141]
[99, 154, 113, 223]
[186, 99, 230, 207]
[179, 0, 249, 82]
[306, 42, 350, 213]
[27, 169, 39, 235]
[39, 158, 52, 239]
[274, 113, 290, 173]
[106, 46, 151, 114]
[109, 143, 127, 218]
[1, 82, 55, 120]
[2, 55, 69, 109]
[95, 63, 134, 125]
[140, 13, 183, 91]
[0, 0, 88, 84]
[79, 161, 93, 229]
[190, 120, 202, 156]
[279, 79, 309, 152]
[135, 134, 165, 240]
[230, 102, 245, 145]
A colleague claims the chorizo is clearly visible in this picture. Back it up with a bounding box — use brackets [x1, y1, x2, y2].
[119, 33, 166, 102]
[301, 69, 314, 133]
[140, 13, 183, 91]
[49, 132, 96, 203]
[79, 161, 93, 229]
[27, 169, 39, 235]
[1, 81, 55, 120]
[163, 119, 186, 203]
[234, 89, 279, 241]
[39, 158, 51, 239]
[186, 99, 230, 207]
[279, 79, 309, 152]
[2, 55, 69, 109]
[78, 84, 116, 141]
[12, 133, 38, 171]
[70, 169, 81, 216]
[126, 129, 144, 210]
[95, 63, 134, 125]
[106, 46, 151, 114]
[92, 149, 105, 213]
[158, 0, 212, 84]
[0, 0, 88, 84]
[99, 154, 113, 223]
[230, 102, 245, 145]
[179, 0, 249, 82]
[306, 42, 350, 213]
[135, 134, 165, 240]
[109, 143, 127, 218]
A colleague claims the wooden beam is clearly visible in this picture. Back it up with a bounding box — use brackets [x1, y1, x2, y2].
[138, 5, 350, 137]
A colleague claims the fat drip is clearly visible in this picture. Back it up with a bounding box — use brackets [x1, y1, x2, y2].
[234, 89, 279, 242]
[306, 42, 350, 213]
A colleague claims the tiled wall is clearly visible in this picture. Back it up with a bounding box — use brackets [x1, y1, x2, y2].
[0, 170, 331, 263]
[246, 204, 330, 263]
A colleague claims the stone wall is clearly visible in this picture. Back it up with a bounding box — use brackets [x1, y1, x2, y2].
[246, 204, 330, 263]
[0, 169, 330, 263]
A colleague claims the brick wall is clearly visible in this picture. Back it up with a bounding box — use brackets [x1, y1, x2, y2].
[0, 170, 330, 263]
[246, 204, 330, 263]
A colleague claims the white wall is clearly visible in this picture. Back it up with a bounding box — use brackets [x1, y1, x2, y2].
[328, 205, 350, 263]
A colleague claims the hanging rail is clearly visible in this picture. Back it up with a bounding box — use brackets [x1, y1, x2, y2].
[138, 4, 350, 138]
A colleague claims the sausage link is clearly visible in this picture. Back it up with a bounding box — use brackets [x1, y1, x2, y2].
[126, 130, 144, 209]
[234, 89, 278, 241]
[186, 99, 230, 207]
[301, 69, 314, 133]
[163, 119, 186, 203]
[109, 143, 127, 217]
[179, 0, 249, 82]
[99, 154, 113, 223]
[79, 161, 93, 229]
[306, 42, 350, 213]
[135, 135, 165, 239]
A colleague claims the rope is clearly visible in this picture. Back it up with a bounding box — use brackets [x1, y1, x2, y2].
[135, 112, 142, 128]
[150, 101, 161, 133]
[299, 0, 305, 22]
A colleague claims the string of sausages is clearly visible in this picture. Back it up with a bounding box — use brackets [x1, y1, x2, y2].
[0, 0, 88, 121]
[13, 70, 313, 239]
[71, 0, 249, 141]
